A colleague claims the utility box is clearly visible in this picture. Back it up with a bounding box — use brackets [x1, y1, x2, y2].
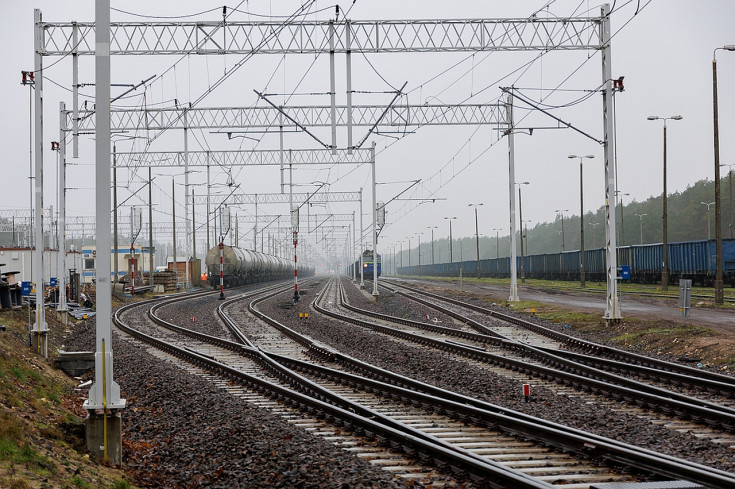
[678, 279, 692, 319]
[620, 265, 631, 280]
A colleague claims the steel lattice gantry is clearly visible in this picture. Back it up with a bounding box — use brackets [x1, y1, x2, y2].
[35, 10, 620, 433]
[72, 104, 508, 132]
[41, 18, 602, 56]
[39, 10, 621, 319]
[113, 148, 372, 168]
[192, 191, 362, 206]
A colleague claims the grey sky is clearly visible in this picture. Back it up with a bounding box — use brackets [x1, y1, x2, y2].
[1, 1, 734, 262]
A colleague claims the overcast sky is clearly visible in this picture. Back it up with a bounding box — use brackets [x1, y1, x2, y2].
[1, 0, 734, 262]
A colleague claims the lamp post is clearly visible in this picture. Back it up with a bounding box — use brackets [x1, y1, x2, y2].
[427, 226, 438, 272]
[568, 154, 594, 286]
[444, 217, 457, 275]
[647, 115, 683, 291]
[554, 209, 568, 251]
[407, 237, 412, 268]
[702, 201, 716, 240]
[635, 213, 647, 245]
[492, 228, 501, 259]
[618, 191, 630, 246]
[469, 203, 483, 278]
[713, 46, 735, 303]
[516, 182, 529, 283]
[722, 163, 735, 239]
[416, 232, 423, 273]
[590, 222, 601, 248]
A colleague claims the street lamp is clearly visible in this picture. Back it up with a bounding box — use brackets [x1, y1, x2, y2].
[554, 209, 569, 251]
[469, 203, 483, 278]
[568, 154, 594, 286]
[590, 221, 601, 248]
[427, 226, 438, 271]
[444, 217, 457, 275]
[701, 201, 716, 240]
[647, 115, 683, 291]
[492, 228, 502, 260]
[634, 213, 647, 245]
[617, 191, 630, 246]
[416, 232, 423, 273]
[721, 163, 735, 239]
[713, 45, 735, 303]
[515, 182, 529, 282]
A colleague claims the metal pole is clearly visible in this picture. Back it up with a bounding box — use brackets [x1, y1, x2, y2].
[600, 4, 620, 321]
[218, 239, 224, 300]
[33, 9, 48, 356]
[507, 92, 518, 301]
[359, 188, 364, 288]
[206, 156, 211, 252]
[662, 121, 669, 291]
[580, 159, 585, 287]
[474, 207, 480, 278]
[371, 143, 379, 297]
[148, 167, 154, 286]
[85, 0, 125, 417]
[713, 53, 725, 304]
[113, 145, 118, 283]
[730, 169, 734, 239]
[183, 112, 190, 290]
[329, 20, 337, 155]
[57, 102, 67, 319]
[192, 189, 196, 263]
[346, 19, 353, 153]
[519, 187, 525, 284]
[72, 22, 79, 158]
[172, 179, 177, 287]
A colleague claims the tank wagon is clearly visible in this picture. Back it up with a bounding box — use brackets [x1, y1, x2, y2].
[204, 245, 314, 288]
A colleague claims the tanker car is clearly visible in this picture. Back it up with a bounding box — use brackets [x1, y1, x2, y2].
[204, 245, 315, 288]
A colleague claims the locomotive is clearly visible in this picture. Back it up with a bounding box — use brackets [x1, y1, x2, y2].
[204, 245, 315, 288]
[348, 250, 381, 278]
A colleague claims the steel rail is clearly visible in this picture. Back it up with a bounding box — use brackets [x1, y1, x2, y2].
[329, 280, 735, 430]
[127, 278, 735, 488]
[115, 296, 544, 488]
[140, 280, 549, 487]
[385, 279, 735, 388]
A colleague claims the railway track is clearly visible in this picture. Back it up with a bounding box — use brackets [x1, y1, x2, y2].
[383, 278, 735, 402]
[328, 278, 735, 444]
[138, 278, 735, 488]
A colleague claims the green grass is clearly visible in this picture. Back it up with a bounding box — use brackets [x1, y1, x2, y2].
[69, 475, 91, 488]
[110, 479, 134, 489]
[610, 325, 712, 344]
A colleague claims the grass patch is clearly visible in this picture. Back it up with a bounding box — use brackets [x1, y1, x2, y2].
[610, 325, 712, 344]
[2, 478, 32, 489]
[110, 479, 134, 489]
[69, 475, 91, 488]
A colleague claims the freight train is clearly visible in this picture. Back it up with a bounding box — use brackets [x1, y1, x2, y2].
[396, 238, 735, 286]
[204, 245, 315, 288]
[347, 250, 381, 279]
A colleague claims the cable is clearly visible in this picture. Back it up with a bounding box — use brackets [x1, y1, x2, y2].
[110, 6, 222, 19]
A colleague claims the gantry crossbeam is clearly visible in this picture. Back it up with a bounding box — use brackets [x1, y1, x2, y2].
[114, 148, 371, 168]
[194, 192, 362, 205]
[72, 104, 507, 131]
[41, 18, 602, 56]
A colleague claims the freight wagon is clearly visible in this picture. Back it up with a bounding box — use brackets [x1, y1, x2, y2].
[396, 238, 735, 286]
